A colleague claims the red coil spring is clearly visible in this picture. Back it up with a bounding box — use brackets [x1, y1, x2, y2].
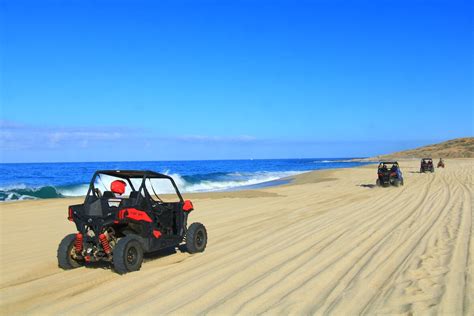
[74, 233, 83, 253]
[99, 234, 111, 254]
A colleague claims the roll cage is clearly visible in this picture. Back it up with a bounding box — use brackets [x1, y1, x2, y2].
[85, 170, 184, 204]
[378, 162, 399, 169]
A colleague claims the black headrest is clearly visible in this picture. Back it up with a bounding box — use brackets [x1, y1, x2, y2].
[103, 191, 115, 199]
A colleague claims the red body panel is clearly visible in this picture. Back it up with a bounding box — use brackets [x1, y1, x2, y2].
[183, 200, 194, 212]
[68, 207, 74, 221]
[153, 230, 162, 238]
[118, 208, 153, 223]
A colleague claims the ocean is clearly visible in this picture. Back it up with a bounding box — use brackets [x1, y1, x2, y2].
[0, 158, 370, 201]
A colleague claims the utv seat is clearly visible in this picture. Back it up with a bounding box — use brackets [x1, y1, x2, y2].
[129, 191, 140, 200]
[122, 191, 146, 209]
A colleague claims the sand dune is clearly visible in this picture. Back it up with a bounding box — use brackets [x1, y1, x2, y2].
[373, 137, 474, 159]
[0, 159, 472, 315]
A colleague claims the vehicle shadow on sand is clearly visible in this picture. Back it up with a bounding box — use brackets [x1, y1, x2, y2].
[358, 184, 377, 189]
[144, 245, 187, 262]
[83, 261, 112, 270]
[81, 246, 187, 271]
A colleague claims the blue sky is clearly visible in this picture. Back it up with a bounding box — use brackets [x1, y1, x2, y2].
[0, 0, 472, 162]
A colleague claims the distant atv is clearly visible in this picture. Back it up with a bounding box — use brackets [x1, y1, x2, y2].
[437, 159, 445, 168]
[376, 162, 404, 187]
[420, 158, 434, 173]
[58, 170, 207, 274]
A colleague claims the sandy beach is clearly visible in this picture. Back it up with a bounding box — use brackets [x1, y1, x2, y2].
[0, 159, 472, 315]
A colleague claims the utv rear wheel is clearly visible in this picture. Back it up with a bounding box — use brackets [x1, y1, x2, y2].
[186, 223, 207, 254]
[394, 180, 401, 187]
[376, 179, 380, 186]
[57, 234, 82, 270]
[113, 235, 143, 274]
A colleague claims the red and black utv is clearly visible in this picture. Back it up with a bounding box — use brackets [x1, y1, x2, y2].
[57, 170, 207, 274]
[420, 158, 434, 173]
[376, 162, 404, 187]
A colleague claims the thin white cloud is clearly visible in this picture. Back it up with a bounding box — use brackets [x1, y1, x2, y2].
[171, 135, 257, 143]
[0, 121, 130, 150]
[0, 120, 260, 151]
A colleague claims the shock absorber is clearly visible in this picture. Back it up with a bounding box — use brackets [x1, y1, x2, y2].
[99, 234, 112, 255]
[74, 233, 83, 254]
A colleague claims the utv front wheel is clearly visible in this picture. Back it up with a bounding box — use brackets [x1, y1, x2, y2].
[113, 235, 144, 274]
[376, 179, 380, 186]
[57, 234, 82, 270]
[186, 223, 207, 254]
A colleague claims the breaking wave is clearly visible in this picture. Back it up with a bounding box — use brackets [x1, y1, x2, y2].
[0, 171, 303, 201]
[0, 185, 64, 201]
[316, 159, 356, 163]
[173, 171, 302, 193]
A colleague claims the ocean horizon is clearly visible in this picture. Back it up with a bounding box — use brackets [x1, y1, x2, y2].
[0, 158, 371, 201]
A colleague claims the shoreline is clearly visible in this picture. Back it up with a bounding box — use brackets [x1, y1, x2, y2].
[0, 160, 374, 203]
[5, 158, 471, 204]
[0, 168, 333, 204]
